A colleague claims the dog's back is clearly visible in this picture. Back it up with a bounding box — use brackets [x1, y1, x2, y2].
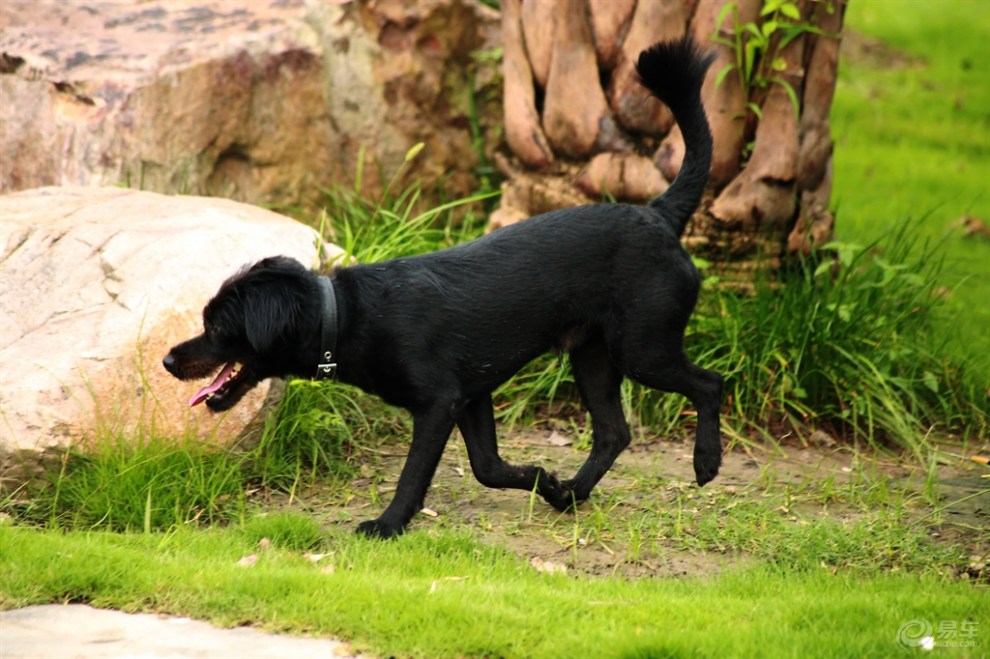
[337, 39, 715, 402]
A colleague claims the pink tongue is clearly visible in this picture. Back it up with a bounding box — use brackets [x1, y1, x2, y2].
[189, 363, 236, 407]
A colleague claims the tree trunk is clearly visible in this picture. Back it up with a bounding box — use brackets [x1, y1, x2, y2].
[491, 0, 847, 281]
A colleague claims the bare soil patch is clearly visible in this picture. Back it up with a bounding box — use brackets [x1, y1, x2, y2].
[295, 423, 988, 580]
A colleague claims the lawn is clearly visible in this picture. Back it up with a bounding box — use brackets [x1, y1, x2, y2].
[2, 1, 988, 658]
[0, 522, 983, 658]
[831, 0, 990, 375]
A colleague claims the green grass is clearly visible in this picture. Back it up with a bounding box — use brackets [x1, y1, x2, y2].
[5, 381, 367, 531]
[656, 225, 985, 452]
[533, 471, 970, 573]
[10, 432, 250, 532]
[831, 0, 990, 377]
[1, 522, 985, 658]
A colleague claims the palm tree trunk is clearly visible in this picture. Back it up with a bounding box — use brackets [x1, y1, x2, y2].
[492, 0, 847, 281]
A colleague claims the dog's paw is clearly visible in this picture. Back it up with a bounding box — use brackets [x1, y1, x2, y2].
[693, 448, 721, 487]
[559, 478, 592, 509]
[356, 518, 404, 540]
[541, 474, 580, 512]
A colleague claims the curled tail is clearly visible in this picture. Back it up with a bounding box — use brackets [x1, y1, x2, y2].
[635, 37, 715, 237]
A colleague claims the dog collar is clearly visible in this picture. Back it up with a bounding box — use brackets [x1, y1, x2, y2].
[316, 276, 338, 380]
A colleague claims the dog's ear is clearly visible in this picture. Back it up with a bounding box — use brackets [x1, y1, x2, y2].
[241, 281, 299, 354]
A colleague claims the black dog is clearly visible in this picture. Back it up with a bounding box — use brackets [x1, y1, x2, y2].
[164, 37, 723, 539]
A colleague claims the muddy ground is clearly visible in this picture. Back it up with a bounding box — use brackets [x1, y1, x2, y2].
[290, 422, 988, 580]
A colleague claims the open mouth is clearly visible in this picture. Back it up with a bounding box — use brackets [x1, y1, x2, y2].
[188, 362, 245, 407]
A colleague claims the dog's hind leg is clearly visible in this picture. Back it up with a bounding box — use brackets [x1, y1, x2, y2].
[562, 338, 632, 502]
[627, 351, 723, 487]
[357, 406, 455, 539]
[456, 393, 575, 511]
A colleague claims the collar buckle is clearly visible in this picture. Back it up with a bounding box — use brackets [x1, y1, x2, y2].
[316, 350, 337, 380]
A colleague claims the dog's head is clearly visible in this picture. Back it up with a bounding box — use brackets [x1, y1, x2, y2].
[163, 256, 320, 411]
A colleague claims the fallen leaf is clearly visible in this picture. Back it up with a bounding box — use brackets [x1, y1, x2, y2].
[971, 455, 989, 465]
[530, 556, 567, 575]
[303, 552, 328, 562]
[258, 537, 271, 551]
[808, 430, 836, 448]
[429, 576, 469, 593]
[420, 507, 439, 518]
[956, 215, 990, 239]
[236, 554, 258, 567]
[547, 431, 572, 447]
[321, 564, 336, 575]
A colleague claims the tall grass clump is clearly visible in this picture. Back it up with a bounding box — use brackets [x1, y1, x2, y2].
[7, 378, 359, 533]
[7, 430, 250, 532]
[248, 380, 364, 492]
[634, 221, 987, 453]
[318, 143, 493, 263]
[489, 220, 986, 455]
[7, 374, 395, 532]
[6, 396, 357, 533]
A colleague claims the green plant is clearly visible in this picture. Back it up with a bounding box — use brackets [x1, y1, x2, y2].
[250, 380, 364, 493]
[467, 47, 504, 200]
[670, 222, 986, 453]
[712, 0, 835, 120]
[320, 143, 494, 264]
[4, 376, 376, 533]
[493, 356, 577, 427]
[10, 431, 250, 532]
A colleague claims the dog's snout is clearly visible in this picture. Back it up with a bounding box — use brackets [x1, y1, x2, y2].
[162, 353, 176, 373]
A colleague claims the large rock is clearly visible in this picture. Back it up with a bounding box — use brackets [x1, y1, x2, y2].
[0, 1, 330, 208]
[310, 0, 502, 200]
[0, 0, 499, 210]
[0, 186, 342, 489]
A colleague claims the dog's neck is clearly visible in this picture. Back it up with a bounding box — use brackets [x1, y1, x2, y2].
[315, 276, 338, 380]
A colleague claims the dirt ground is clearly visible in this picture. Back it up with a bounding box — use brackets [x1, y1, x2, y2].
[301, 422, 988, 580]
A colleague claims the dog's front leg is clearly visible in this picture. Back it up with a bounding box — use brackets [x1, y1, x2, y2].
[356, 406, 454, 539]
[457, 394, 575, 511]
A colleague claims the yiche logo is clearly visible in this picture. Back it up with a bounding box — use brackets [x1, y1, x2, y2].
[897, 619, 935, 650]
[897, 619, 980, 652]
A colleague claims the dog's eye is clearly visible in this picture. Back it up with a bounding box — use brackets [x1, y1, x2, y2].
[205, 322, 224, 339]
